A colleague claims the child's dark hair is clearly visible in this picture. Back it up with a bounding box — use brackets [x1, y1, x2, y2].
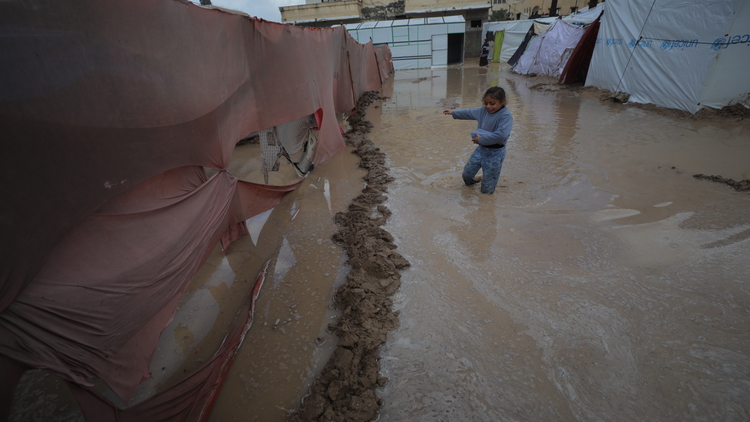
[484, 86, 506, 101]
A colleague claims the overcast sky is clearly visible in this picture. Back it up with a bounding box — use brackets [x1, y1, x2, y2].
[201, 0, 304, 22]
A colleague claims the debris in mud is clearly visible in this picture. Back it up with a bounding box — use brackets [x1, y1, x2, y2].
[412, 76, 440, 84]
[290, 91, 409, 422]
[693, 102, 750, 121]
[612, 91, 630, 103]
[438, 98, 460, 110]
[236, 133, 259, 146]
[529, 82, 565, 92]
[693, 174, 750, 193]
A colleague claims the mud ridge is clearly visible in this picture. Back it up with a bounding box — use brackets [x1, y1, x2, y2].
[290, 91, 409, 422]
[693, 174, 750, 193]
[530, 82, 750, 122]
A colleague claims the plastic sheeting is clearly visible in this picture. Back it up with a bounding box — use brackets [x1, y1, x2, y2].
[483, 20, 535, 63]
[559, 14, 603, 85]
[0, 0, 392, 416]
[513, 19, 585, 77]
[585, 0, 750, 113]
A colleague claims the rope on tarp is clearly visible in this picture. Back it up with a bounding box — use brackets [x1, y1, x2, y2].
[259, 114, 317, 184]
[613, 0, 657, 95]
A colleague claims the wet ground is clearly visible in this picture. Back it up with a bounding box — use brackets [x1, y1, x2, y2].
[372, 64, 750, 421]
[10, 62, 750, 421]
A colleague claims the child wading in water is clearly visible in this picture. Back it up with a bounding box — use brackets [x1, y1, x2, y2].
[443, 86, 513, 194]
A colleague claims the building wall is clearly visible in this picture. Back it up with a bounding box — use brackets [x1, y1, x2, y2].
[491, 0, 601, 19]
[280, 0, 362, 24]
[405, 0, 491, 11]
[362, 1, 405, 21]
[402, 3, 490, 57]
[282, 0, 492, 57]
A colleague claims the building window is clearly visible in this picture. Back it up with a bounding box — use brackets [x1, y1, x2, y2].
[470, 20, 482, 27]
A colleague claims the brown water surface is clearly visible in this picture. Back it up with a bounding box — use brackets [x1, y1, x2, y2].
[373, 64, 750, 421]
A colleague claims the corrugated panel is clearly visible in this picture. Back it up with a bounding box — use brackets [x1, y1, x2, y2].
[417, 42, 432, 56]
[393, 26, 409, 43]
[420, 24, 446, 39]
[391, 44, 420, 57]
[373, 27, 392, 44]
[394, 59, 420, 70]
[448, 23, 465, 34]
[419, 58, 433, 68]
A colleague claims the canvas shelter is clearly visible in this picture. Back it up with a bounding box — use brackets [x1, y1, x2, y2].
[486, 4, 603, 66]
[513, 19, 586, 77]
[559, 13, 603, 85]
[346, 16, 465, 70]
[482, 20, 535, 63]
[585, 0, 750, 113]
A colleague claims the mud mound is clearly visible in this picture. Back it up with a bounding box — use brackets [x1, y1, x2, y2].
[693, 174, 750, 193]
[529, 82, 566, 92]
[694, 103, 750, 121]
[531, 82, 750, 122]
[290, 91, 409, 422]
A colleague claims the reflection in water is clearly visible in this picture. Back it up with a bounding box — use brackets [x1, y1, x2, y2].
[131, 254, 236, 404]
[247, 208, 274, 246]
[373, 64, 750, 421]
[273, 236, 297, 288]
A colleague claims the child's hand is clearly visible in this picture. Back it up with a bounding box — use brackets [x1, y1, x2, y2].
[443, 110, 452, 115]
[472, 135, 480, 144]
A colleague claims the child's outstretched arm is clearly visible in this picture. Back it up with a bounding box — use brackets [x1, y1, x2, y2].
[448, 108, 480, 120]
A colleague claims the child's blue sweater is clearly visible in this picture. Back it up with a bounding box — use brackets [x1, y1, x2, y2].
[451, 106, 513, 147]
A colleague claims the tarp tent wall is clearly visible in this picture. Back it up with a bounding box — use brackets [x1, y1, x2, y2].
[482, 20, 534, 63]
[347, 16, 465, 70]
[0, 0, 392, 418]
[585, 0, 750, 113]
[513, 19, 585, 77]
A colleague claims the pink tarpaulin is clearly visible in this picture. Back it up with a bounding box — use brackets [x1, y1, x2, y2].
[0, 0, 392, 419]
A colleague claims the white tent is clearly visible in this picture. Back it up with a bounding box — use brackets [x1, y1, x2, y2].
[482, 5, 603, 64]
[563, 3, 605, 26]
[345, 16, 465, 70]
[585, 0, 750, 113]
[482, 20, 534, 63]
[513, 19, 585, 77]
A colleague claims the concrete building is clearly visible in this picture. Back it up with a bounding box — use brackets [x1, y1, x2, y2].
[491, 0, 602, 20]
[279, 0, 363, 26]
[280, 0, 492, 57]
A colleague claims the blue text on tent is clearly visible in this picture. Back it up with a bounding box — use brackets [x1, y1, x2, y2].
[711, 34, 750, 50]
[628, 39, 653, 48]
[597, 38, 623, 46]
[660, 39, 699, 50]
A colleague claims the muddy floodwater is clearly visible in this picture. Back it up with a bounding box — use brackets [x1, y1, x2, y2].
[371, 65, 750, 421]
[10, 63, 750, 422]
